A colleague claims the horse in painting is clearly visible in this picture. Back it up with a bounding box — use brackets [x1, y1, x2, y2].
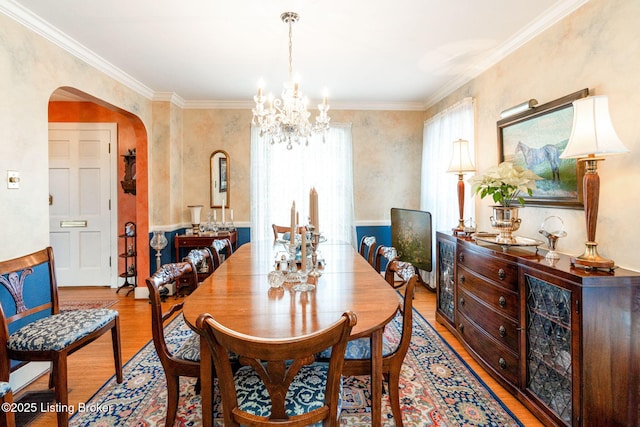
[515, 141, 561, 181]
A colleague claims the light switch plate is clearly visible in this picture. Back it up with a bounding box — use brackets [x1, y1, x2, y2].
[7, 171, 20, 189]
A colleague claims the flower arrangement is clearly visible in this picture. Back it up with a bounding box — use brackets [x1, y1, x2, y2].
[468, 162, 542, 207]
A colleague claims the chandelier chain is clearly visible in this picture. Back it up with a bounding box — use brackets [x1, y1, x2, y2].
[288, 17, 293, 80]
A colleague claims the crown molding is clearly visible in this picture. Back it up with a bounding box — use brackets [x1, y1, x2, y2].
[182, 99, 425, 111]
[423, 0, 589, 109]
[0, 0, 154, 99]
[153, 92, 186, 108]
[2, 0, 587, 112]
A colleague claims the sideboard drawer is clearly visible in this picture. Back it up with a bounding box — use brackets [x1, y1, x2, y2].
[457, 313, 520, 386]
[457, 286, 519, 351]
[458, 246, 518, 292]
[458, 265, 519, 320]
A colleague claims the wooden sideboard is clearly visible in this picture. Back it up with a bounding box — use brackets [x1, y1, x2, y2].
[174, 231, 238, 288]
[435, 231, 640, 427]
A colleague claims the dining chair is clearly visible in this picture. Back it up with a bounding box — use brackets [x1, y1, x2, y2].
[272, 224, 307, 243]
[358, 235, 377, 267]
[211, 238, 234, 270]
[384, 259, 417, 290]
[178, 248, 214, 297]
[319, 260, 417, 427]
[373, 245, 398, 274]
[0, 247, 123, 427]
[196, 310, 357, 427]
[146, 262, 201, 427]
[0, 348, 14, 427]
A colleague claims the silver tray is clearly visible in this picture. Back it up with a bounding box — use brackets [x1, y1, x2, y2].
[474, 235, 544, 252]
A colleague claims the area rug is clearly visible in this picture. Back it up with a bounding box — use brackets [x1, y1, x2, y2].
[59, 299, 118, 311]
[69, 309, 523, 426]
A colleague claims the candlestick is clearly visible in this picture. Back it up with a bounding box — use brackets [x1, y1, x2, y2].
[290, 201, 296, 245]
[301, 232, 307, 272]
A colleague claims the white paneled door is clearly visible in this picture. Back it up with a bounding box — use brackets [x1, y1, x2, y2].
[49, 123, 117, 287]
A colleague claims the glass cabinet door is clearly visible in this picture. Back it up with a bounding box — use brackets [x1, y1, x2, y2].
[437, 238, 456, 324]
[525, 274, 572, 425]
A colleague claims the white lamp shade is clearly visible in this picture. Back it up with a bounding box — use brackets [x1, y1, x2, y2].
[446, 139, 476, 173]
[188, 205, 203, 224]
[560, 96, 629, 159]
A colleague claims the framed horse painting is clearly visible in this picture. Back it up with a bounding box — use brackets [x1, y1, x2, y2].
[498, 88, 589, 209]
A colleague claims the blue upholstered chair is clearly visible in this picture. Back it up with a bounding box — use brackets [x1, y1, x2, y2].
[197, 310, 357, 427]
[358, 235, 377, 267]
[319, 260, 417, 427]
[211, 238, 234, 269]
[178, 248, 214, 297]
[146, 262, 201, 427]
[0, 247, 122, 427]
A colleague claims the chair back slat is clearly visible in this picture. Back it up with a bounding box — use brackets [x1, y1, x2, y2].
[0, 248, 56, 346]
[197, 310, 356, 426]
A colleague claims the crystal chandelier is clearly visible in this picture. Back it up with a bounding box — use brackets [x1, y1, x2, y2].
[252, 12, 331, 150]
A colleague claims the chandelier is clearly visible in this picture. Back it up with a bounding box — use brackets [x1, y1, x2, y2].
[251, 12, 331, 149]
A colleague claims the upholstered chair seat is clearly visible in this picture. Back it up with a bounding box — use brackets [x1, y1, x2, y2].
[234, 361, 343, 425]
[0, 382, 10, 398]
[8, 309, 118, 352]
[319, 310, 402, 360]
[164, 315, 201, 363]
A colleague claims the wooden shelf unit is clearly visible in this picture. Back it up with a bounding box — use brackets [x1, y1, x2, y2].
[116, 221, 136, 296]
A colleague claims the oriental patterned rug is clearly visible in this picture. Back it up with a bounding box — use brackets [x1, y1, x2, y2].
[69, 309, 523, 426]
[59, 299, 118, 312]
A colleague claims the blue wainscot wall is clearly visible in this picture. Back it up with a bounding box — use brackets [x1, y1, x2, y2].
[148, 225, 390, 276]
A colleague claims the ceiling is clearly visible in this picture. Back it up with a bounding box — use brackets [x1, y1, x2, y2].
[3, 0, 586, 109]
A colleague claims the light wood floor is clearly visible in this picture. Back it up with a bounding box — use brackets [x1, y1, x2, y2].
[16, 283, 544, 426]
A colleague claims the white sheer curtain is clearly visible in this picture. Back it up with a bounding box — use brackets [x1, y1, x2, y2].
[421, 97, 475, 284]
[251, 123, 356, 245]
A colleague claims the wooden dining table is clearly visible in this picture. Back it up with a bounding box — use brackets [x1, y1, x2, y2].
[182, 240, 401, 427]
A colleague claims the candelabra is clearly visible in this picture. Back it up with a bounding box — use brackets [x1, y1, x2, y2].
[307, 229, 322, 279]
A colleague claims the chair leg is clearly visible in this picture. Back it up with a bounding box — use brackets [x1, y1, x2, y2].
[111, 319, 124, 383]
[53, 354, 69, 427]
[1, 392, 16, 427]
[387, 369, 404, 427]
[165, 374, 180, 427]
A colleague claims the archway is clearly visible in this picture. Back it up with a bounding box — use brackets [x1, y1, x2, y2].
[48, 87, 150, 290]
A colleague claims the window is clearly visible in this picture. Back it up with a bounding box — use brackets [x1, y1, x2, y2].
[421, 97, 475, 284]
[250, 124, 356, 245]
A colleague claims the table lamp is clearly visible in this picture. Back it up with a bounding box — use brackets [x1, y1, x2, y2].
[446, 139, 476, 234]
[559, 95, 629, 269]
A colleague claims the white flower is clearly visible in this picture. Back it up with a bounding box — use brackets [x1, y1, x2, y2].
[469, 162, 542, 206]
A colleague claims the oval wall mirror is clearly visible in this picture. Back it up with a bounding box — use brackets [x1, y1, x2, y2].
[210, 150, 230, 208]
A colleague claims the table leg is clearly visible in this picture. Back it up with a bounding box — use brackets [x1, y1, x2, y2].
[201, 341, 213, 427]
[370, 329, 383, 427]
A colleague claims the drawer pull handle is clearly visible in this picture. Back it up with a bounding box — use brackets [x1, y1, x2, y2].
[459, 275, 465, 284]
[459, 297, 465, 307]
[498, 268, 506, 280]
[499, 325, 506, 337]
[499, 358, 506, 369]
[459, 254, 465, 263]
[499, 296, 506, 307]
[458, 324, 464, 334]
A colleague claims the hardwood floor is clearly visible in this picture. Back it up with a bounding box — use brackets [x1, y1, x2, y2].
[16, 283, 544, 426]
